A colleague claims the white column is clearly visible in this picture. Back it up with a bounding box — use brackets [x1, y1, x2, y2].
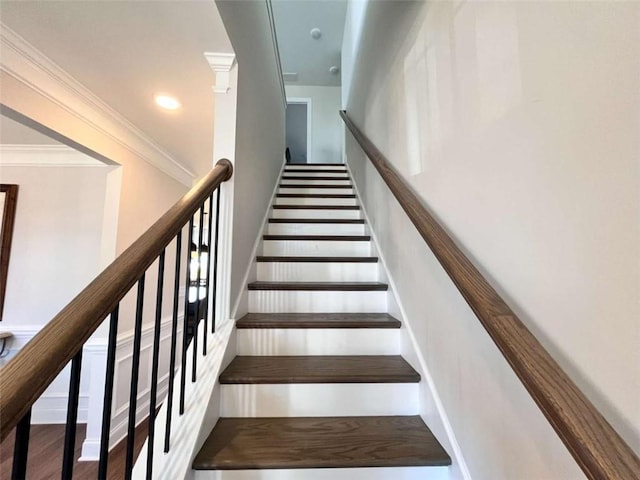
[205, 52, 238, 325]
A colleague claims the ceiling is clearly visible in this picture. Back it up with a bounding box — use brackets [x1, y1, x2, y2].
[0, 1, 233, 178]
[272, 0, 347, 87]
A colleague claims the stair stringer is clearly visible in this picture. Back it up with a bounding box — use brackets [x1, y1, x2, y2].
[345, 163, 472, 480]
[131, 320, 237, 480]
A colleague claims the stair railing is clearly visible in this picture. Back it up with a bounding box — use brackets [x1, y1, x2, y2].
[0, 158, 233, 480]
[340, 110, 640, 480]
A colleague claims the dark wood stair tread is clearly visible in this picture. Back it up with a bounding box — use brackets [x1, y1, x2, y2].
[268, 218, 365, 224]
[237, 313, 400, 329]
[219, 356, 420, 384]
[263, 235, 370, 241]
[248, 282, 388, 291]
[276, 193, 356, 198]
[273, 205, 359, 210]
[285, 163, 345, 166]
[279, 184, 353, 189]
[193, 416, 450, 470]
[281, 176, 350, 181]
[256, 256, 378, 263]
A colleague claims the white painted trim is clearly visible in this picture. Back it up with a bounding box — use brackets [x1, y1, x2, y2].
[204, 52, 236, 94]
[237, 328, 397, 355]
[99, 167, 123, 270]
[230, 157, 287, 319]
[265, 0, 287, 111]
[194, 466, 450, 480]
[248, 290, 387, 314]
[131, 320, 236, 480]
[31, 393, 90, 424]
[210, 65, 238, 324]
[345, 162, 471, 480]
[286, 97, 313, 164]
[80, 311, 185, 460]
[220, 383, 417, 417]
[0, 144, 106, 167]
[1, 326, 91, 423]
[0, 24, 195, 186]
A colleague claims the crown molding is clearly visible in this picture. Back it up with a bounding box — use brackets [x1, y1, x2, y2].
[204, 52, 236, 94]
[0, 24, 194, 185]
[0, 144, 108, 167]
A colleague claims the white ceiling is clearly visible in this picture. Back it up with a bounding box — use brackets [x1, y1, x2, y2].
[0, 1, 233, 177]
[272, 0, 347, 87]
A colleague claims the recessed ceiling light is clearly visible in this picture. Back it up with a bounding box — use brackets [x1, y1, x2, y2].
[310, 28, 322, 40]
[154, 94, 181, 111]
[329, 66, 340, 75]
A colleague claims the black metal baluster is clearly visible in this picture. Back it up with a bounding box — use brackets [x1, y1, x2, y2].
[61, 350, 83, 479]
[192, 206, 204, 378]
[98, 307, 119, 480]
[146, 250, 165, 479]
[198, 200, 211, 355]
[180, 217, 194, 415]
[124, 275, 145, 480]
[11, 408, 31, 480]
[203, 192, 214, 337]
[211, 187, 221, 334]
[164, 233, 181, 452]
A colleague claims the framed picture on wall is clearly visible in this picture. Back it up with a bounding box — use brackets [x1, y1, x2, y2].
[0, 184, 18, 322]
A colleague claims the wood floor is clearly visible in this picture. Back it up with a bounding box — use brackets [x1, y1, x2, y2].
[0, 419, 149, 480]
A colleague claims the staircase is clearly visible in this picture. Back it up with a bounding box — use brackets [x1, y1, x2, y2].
[193, 163, 451, 479]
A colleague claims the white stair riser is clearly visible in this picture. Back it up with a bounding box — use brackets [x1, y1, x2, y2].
[271, 209, 361, 219]
[267, 223, 365, 235]
[257, 262, 377, 282]
[278, 187, 354, 195]
[195, 466, 449, 480]
[284, 165, 345, 171]
[263, 240, 370, 256]
[248, 290, 387, 313]
[283, 172, 349, 178]
[274, 197, 357, 206]
[237, 328, 398, 355]
[280, 179, 351, 186]
[220, 383, 417, 417]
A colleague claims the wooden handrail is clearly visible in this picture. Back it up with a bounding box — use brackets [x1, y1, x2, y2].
[340, 110, 640, 480]
[0, 159, 233, 441]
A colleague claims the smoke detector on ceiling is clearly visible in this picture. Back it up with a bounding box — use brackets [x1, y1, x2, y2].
[310, 28, 322, 40]
[329, 66, 340, 75]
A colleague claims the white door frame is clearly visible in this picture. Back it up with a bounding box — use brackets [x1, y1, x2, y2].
[286, 97, 312, 164]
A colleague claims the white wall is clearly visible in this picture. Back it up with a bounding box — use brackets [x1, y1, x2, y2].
[341, 0, 368, 109]
[344, 1, 639, 479]
[0, 158, 115, 422]
[1, 164, 110, 329]
[286, 85, 342, 164]
[216, 0, 286, 316]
